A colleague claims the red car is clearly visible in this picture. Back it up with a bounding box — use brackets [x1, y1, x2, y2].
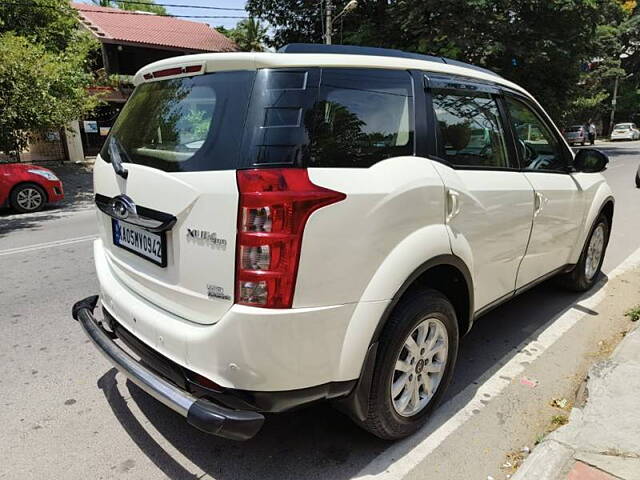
[0, 163, 64, 213]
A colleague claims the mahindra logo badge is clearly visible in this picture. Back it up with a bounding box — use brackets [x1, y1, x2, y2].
[111, 195, 137, 220]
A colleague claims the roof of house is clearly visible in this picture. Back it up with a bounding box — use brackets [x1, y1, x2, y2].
[71, 2, 237, 53]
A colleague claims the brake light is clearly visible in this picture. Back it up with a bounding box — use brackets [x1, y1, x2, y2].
[236, 169, 346, 308]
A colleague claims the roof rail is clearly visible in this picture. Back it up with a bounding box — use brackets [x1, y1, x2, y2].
[278, 43, 501, 78]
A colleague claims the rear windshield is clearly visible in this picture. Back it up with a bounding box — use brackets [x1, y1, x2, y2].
[100, 71, 255, 172]
[566, 126, 582, 132]
[101, 68, 414, 172]
[614, 123, 632, 130]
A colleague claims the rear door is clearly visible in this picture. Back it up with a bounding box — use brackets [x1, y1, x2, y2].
[503, 94, 585, 288]
[425, 77, 535, 310]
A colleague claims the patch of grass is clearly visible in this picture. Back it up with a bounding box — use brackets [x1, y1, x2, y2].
[625, 305, 640, 322]
[551, 415, 569, 427]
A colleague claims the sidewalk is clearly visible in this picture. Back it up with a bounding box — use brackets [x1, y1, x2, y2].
[513, 325, 640, 480]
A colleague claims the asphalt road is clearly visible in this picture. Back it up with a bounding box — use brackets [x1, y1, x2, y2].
[1, 144, 639, 480]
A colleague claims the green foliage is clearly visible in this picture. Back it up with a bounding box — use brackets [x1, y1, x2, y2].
[247, 0, 633, 122]
[0, 33, 99, 153]
[116, 0, 168, 15]
[0, 0, 79, 53]
[228, 18, 268, 52]
[625, 305, 640, 322]
[92, 0, 168, 15]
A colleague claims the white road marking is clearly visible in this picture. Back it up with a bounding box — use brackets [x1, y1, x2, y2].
[0, 235, 96, 257]
[355, 245, 640, 480]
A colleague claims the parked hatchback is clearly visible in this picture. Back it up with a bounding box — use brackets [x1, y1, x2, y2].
[0, 162, 64, 213]
[73, 44, 614, 441]
[563, 125, 589, 145]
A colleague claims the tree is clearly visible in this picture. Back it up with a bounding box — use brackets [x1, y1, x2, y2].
[229, 18, 268, 52]
[0, 0, 99, 154]
[0, 0, 79, 52]
[91, 0, 168, 15]
[116, 0, 168, 16]
[247, 0, 628, 122]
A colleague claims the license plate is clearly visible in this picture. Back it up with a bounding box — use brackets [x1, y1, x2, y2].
[112, 219, 166, 267]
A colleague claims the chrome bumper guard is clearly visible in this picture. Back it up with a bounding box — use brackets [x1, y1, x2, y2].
[72, 296, 264, 441]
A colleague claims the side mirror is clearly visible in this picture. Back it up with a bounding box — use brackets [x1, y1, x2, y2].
[573, 148, 608, 173]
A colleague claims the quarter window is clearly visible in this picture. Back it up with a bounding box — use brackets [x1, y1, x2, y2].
[505, 97, 566, 172]
[432, 90, 509, 168]
[307, 69, 414, 168]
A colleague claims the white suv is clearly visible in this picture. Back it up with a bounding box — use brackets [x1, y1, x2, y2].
[73, 44, 614, 441]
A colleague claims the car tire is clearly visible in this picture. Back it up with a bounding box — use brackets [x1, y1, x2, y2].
[557, 214, 610, 292]
[360, 289, 459, 440]
[635, 171, 640, 188]
[9, 183, 47, 213]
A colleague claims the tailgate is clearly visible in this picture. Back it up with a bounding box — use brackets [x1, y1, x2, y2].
[94, 159, 237, 324]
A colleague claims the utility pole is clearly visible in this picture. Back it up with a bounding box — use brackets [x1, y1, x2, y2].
[325, 0, 332, 45]
[609, 74, 619, 136]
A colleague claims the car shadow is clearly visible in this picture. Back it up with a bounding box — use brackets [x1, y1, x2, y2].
[96, 273, 608, 480]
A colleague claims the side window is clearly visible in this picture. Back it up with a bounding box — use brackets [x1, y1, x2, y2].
[431, 90, 510, 169]
[505, 97, 567, 172]
[307, 69, 414, 168]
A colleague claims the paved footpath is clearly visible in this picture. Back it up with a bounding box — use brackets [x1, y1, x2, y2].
[513, 323, 640, 480]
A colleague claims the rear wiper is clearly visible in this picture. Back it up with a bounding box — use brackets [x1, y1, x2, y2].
[108, 136, 129, 179]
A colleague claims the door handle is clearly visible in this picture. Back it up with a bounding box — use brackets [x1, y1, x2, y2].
[446, 189, 461, 223]
[534, 191, 546, 217]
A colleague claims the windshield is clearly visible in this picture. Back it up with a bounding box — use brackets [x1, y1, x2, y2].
[100, 71, 255, 172]
[614, 123, 633, 130]
[566, 126, 582, 132]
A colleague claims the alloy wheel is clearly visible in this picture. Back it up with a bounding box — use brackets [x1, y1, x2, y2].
[16, 187, 43, 211]
[391, 317, 449, 417]
[585, 224, 605, 281]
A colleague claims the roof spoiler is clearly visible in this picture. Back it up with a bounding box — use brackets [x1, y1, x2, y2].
[278, 43, 502, 78]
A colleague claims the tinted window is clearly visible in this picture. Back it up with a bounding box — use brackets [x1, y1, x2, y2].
[101, 71, 254, 172]
[307, 69, 414, 167]
[506, 97, 566, 172]
[432, 90, 509, 168]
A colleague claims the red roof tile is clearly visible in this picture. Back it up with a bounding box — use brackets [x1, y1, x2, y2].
[71, 2, 238, 53]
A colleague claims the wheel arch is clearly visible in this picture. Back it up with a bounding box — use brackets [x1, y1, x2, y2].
[372, 255, 474, 342]
[569, 182, 614, 265]
[334, 255, 474, 422]
[9, 181, 49, 204]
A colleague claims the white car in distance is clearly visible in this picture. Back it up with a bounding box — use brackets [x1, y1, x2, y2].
[610, 122, 640, 141]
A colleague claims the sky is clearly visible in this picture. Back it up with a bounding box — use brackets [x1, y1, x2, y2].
[78, 0, 249, 30]
[162, 0, 248, 29]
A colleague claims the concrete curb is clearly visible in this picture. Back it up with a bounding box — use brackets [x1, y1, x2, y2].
[511, 326, 640, 480]
[510, 440, 574, 480]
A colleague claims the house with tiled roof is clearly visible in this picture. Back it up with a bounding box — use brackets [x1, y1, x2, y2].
[67, 2, 237, 158]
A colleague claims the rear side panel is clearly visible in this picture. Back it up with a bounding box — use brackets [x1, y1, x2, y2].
[296, 157, 448, 307]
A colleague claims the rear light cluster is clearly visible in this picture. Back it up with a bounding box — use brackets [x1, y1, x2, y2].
[235, 169, 346, 308]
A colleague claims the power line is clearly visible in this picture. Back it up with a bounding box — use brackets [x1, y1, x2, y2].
[112, 0, 245, 11]
[0, 1, 249, 18]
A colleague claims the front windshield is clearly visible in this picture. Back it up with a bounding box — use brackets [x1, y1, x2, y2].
[101, 71, 255, 172]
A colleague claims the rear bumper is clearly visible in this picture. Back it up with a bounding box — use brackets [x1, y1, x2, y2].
[72, 295, 264, 441]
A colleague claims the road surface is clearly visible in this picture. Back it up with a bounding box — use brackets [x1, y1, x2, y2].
[1, 143, 639, 480]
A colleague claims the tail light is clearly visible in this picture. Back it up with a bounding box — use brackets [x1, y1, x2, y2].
[236, 168, 346, 308]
